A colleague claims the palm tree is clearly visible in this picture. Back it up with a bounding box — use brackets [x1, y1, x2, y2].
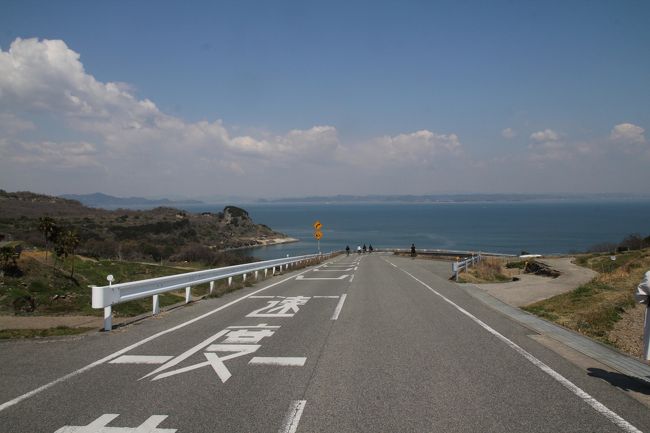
[56, 230, 80, 277]
[38, 217, 56, 263]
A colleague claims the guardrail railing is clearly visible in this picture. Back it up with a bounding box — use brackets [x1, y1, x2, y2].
[452, 254, 482, 281]
[91, 252, 335, 331]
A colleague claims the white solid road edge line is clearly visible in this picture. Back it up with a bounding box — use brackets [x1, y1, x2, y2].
[249, 357, 307, 366]
[0, 268, 314, 413]
[388, 259, 643, 433]
[279, 400, 306, 433]
[331, 293, 347, 320]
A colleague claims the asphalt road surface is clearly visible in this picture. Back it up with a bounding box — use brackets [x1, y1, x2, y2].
[1, 253, 649, 432]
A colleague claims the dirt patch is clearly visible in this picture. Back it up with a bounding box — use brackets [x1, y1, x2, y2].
[608, 304, 646, 358]
[470, 257, 598, 307]
[0, 315, 126, 330]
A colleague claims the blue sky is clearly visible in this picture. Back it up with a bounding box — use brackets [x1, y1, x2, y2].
[1, 1, 649, 198]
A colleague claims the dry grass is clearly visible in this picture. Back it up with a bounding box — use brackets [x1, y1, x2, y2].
[458, 257, 514, 283]
[0, 326, 94, 339]
[523, 249, 649, 353]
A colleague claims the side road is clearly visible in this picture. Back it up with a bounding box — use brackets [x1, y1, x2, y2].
[475, 257, 598, 307]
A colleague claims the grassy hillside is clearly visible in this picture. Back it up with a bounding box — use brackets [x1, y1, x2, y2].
[0, 248, 309, 321]
[1, 251, 200, 317]
[0, 190, 287, 263]
[523, 249, 648, 355]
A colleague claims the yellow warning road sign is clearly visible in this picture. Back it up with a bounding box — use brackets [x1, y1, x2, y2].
[314, 231, 323, 240]
[313, 221, 322, 230]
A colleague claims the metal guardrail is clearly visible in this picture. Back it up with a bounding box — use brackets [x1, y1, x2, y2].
[91, 252, 335, 331]
[452, 254, 482, 281]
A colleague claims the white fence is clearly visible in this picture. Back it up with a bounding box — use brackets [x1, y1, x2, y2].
[91, 252, 334, 331]
[452, 254, 482, 281]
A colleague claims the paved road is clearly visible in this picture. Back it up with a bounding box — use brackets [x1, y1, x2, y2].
[0, 254, 648, 432]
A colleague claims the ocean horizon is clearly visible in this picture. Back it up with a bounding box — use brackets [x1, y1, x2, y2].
[182, 199, 650, 261]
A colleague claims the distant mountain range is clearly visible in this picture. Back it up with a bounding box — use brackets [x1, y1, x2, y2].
[257, 193, 649, 204]
[60, 192, 650, 208]
[61, 193, 204, 209]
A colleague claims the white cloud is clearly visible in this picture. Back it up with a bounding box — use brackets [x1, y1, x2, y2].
[0, 113, 35, 135]
[0, 37, 345, 180]
[229, 125, 341, 162]
[2, 139, 100, 168]
[530, 129, 559, 143]
[349, 130, 462, 168]
[501, 128, 516, 139]
[528, 141, 571, 162]
[527, 129, 572, 161]
[610, 123, 646, 144]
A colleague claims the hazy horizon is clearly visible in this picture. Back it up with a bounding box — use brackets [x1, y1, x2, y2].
[1, 1, 649, 197]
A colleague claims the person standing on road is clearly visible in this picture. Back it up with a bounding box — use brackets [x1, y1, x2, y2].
[410, 243, 416, 257]
[363, 244, 367, 253]
[369, 244, 373, 253]
[357, 245, 362, 254]
[346, 245, 350, 256]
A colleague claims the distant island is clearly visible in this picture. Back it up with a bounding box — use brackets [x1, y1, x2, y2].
[61, 192, 205, 209]
[257, 193, 650, 204]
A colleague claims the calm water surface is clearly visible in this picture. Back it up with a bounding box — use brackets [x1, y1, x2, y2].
[185, 201, 650, 260]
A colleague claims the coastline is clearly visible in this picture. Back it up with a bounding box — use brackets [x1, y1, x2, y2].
[220, 236, 299, 252]
[257, 236, 300, 246]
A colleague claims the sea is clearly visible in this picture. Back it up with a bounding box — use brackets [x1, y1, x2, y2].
[182, 200, 650, 261]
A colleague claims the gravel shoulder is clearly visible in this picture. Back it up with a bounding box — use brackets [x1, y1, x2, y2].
[475, 257, 597, 307]
[0, 315, 128, 330]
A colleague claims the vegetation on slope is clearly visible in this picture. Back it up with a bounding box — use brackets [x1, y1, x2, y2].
[0, 190, 286, 263]
[523, 248, 648, 352]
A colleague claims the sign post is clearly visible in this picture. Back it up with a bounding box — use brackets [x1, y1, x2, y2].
[313, 221, 323, 254]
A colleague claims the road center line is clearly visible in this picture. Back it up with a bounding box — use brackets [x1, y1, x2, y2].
[331, 293, 347, 320]
[279, 400, 306, 433]
[0, 268, 315, 413]
[386, 259, 643, 433]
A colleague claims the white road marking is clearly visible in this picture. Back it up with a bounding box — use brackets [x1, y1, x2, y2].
[349, 275, 355, 282]
[331, 294, 347, 320]
[312, 296, 340, 299]
[227, 324, 280, 329]
[313, 268, 353, 272]
[249, 357, 307, 366]
[109, 355, 173, 365]
[246, 297, 310, 318]
[54, 414, 175, 433]
[279, 400, 306, 433]
[354, 266, 358, 271]
[0, 269, 313, 413]
[387, 259, 643, 433]
[141, 330, 230, 380]
[295, 275, 349, 281]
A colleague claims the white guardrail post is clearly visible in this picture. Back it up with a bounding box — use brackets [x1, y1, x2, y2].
[91, 252, 332, 331]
